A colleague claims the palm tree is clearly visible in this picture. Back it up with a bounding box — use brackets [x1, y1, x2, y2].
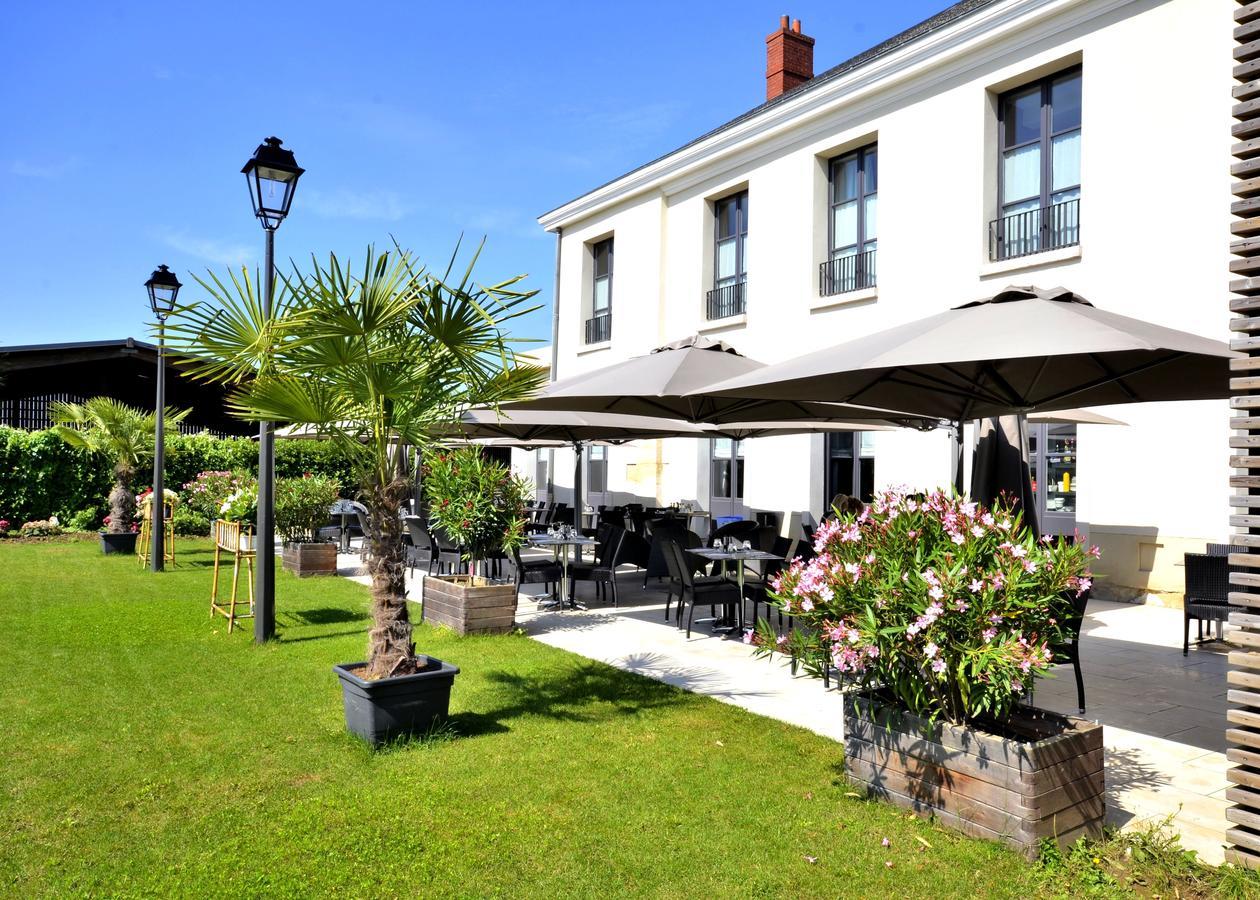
[50, 397, 189, 533]
[164, 243, 546, 678]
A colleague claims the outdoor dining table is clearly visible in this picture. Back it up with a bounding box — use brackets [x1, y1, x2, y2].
[690, 545, 782, 632]
[329, 499, 361, 552]
[528, 533, 598, 611]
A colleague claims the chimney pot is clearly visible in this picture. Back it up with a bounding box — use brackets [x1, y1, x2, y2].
[765, 16, 814, 101]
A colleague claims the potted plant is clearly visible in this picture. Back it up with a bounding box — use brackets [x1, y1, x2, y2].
[421, 447, 530, 635]
[754, 488, 1100, 857]
[164, 242, 545, 746]
[50, 397, 188, 555]
[183, 470, 253, 535]
[277, 473, 342, 577]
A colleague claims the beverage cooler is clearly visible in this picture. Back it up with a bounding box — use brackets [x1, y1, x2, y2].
[1028, 423, 1077, 536]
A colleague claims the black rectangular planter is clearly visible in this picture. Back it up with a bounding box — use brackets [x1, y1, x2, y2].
[332, 657, 460, 747]
[100, 531, 139, 555]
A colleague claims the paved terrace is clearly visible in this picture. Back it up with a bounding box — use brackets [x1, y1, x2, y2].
[340, 552, 1232, 866]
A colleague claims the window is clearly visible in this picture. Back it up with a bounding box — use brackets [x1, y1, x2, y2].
[821, 145, 877, 295]
[711, 438, 745, 501]
[585, 239, 613, 344]
[587, 444, 607, 494]
[992, 69, 1081, 260]
[824, 431, 874, 507]
[707, 192, 748, 319]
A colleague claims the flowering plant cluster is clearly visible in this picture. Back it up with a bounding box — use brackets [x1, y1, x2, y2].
[423, 447, 529, 575]
[181, 471, 253, 519]
[275, 473, 341, 544]
[219, 489, 257, 524]
[19, 517, 63, 537]
[753, 488, 1097, 725]
[0, 519, 9, 533]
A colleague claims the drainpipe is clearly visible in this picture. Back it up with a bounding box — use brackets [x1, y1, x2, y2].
[547, 227, 561, 507]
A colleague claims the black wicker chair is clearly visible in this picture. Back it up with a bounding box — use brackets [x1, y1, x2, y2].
[568, 526, 629, 606]
[1184, 550, 1240, 655]
[511, 543, 561, 604]
[1051, 588, 1090, 713]
[660, 537, 742, 638]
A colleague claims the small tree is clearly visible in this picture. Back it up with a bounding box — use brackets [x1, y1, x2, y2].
[275, 473, 341, 544]
[164, 242, 545, 678]
[423, 447, 530, 575]
[50, 398, 188, 535]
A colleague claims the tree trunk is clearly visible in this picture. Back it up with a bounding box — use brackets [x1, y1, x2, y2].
[107, 465, 135, 535]
[364, 473, 416, 679]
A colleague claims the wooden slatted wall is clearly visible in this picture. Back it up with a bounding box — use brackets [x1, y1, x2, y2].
[1227, 0, 1260, 869]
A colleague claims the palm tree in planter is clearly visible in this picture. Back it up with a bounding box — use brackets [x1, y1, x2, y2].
[163, 243, 545, 744]
[50, 397, 188, 554]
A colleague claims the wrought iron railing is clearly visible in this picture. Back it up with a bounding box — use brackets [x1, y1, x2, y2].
[584, 312, 611, 344]
[819, 249, 877, 297]
[705, 280, 746, 320]
[989, 199, 1080, 261]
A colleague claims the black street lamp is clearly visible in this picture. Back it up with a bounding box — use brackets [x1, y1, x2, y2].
[144, 264, 181, 573]
[241, 136, 303, 643]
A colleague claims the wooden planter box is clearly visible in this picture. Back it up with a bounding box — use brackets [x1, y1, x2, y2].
[422, 574, 517, 635]
[282, 541, 338, 577]
[843, 691, 1104, 858]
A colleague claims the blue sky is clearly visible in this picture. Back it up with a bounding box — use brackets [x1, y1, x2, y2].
[0, 1, 950, 349]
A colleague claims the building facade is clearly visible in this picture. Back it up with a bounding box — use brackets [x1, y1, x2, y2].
[533, 0, 1232, 602]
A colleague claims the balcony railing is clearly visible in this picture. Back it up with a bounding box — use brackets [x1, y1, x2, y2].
[706, 280, 746, 320]
[819, 249, 877, 297]
[584, 311, 611, 344]
[989, 199, 1080, 261]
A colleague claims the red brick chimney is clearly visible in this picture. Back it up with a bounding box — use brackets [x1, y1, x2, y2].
[766, 15, 814, 101]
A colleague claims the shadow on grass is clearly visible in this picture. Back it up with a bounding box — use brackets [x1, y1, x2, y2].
[452, 659, 689, 738]
[286, 607, 368, 626]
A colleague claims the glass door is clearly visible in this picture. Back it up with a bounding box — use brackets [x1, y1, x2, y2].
[1028, 423, 1077, 535]
[824, 431, 875, 511]
[710, 438, 748, 520]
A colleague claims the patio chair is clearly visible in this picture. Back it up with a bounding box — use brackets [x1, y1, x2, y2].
[568, 525, 629, 606]
[710, 519, 758, 545]
[660, 537, 742, 638]
[1040, 587, 1090, 714]
[643, 520, 704, 588]
[1184, 551, 1239, 655]
[511, 543, 561, 604]
[430, 526, 463, 576]
[404, 516, 434, 577]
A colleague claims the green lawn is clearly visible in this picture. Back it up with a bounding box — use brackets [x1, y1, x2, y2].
[0, 537, 1239, 898]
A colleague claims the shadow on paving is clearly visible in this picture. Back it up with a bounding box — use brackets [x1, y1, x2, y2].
[449, 659, 689, 738]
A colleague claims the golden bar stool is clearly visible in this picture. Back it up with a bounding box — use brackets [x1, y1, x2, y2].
[210, 519, 255, 633]
[136, 495, 177, 565]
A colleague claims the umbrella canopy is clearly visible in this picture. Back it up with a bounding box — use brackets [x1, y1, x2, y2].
[1027, 408, 1127, 426]
[501, 334, 934, 427]
[697, 286, 1237, 420]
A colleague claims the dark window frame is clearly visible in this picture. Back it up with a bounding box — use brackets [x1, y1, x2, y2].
[997, 67, 1081, 216]
[587, 444, 607, 494]
[585, 237, 614, 344]
[713, 191, 749, 290]
[710, 437, 745, 502]
[822, 144, 877, 295]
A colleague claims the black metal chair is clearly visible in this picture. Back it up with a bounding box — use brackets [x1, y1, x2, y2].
[511, 544, 561, 605]
[660, 537, 742, 638]
[403, 516, 433, 577]
[1050, 588, 1090, 714]
[1184, 551, 1239, 655]
[429, 526, 462, 576]
[568, 526, 629, 606]
[710, 519, 759, 545]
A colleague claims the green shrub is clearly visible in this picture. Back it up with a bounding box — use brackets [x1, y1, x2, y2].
[181, 470, 253, 518]
[172, 508, 211, 537]
[65, 507, 101, 532]
[275, 473, 341, 544]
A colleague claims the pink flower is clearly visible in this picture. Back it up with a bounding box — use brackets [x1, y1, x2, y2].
[953, 599, 969, 612]
[1023, 559, 1038, 573]
[1010, 545, 1027, 559]
[981, 512, 994, 527]
[800, 598, 814, 612]
[968, 579, 983, 593]
[989, 613, 1003, 624]
[931, 658, 947, 674]
[1077, 577, 1092, 593]
[924, 642, 939, 659]
[1011, 678, 1024, 693]
[881, 837, 890, 847]
[951, 532, 966, 545]
[982, 627, 997, 643]
[971, 525, 985, 538]
[929, 585, 944, 601]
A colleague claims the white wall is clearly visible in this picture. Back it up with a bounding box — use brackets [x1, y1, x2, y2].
[545, 0, 1233, 594]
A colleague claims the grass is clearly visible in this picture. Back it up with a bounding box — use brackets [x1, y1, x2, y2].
[0, 537, 1254, 898]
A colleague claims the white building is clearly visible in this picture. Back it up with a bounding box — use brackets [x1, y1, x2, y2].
[530, 0, 1232, 603]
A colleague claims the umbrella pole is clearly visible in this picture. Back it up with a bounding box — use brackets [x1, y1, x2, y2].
[949, 419, 965, 496]
[573, 441, 584, 563]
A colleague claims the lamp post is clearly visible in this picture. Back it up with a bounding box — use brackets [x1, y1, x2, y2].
[144, 264, 181, 573]
[241, 136, 304, 644]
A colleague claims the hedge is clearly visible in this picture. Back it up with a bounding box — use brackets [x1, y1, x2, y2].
[0, 427, 360, 525]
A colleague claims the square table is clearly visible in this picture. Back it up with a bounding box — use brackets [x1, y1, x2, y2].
[528, 534, 598, 610]
[690, 546, 783, 631]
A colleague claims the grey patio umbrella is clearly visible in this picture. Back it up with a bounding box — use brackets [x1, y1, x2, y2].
[1027, 408, 1127, 426]
[697, 286, 1236, 499]
[500, 334, 934, 428]
[698, 287, 1236, 420]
